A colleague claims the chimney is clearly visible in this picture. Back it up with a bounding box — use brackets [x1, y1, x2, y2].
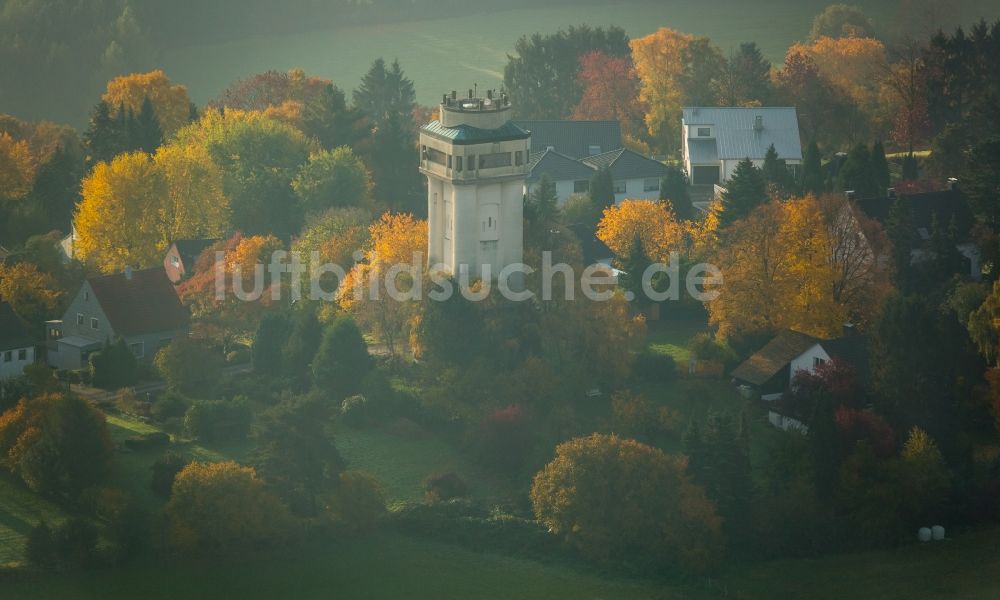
[124, 265, 133, 280]
[947, 177, 959, 191]
[887, 187, 896, 200]
[754, 115, 763, 131]
[845, 190, 856, 201]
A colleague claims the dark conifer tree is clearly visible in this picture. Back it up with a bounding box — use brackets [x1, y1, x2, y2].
[659, 166, 692, 220]
[800, 140, 825, 195]
[719, 158, 767, 226]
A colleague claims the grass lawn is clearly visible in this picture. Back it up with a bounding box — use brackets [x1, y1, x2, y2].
[0, 478, 68, 566]
[0, 532, 676, 600]
[645, 317, 710, 362]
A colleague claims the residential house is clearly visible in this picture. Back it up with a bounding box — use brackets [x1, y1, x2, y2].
[526, 149, 597, 205]
[512, 120, 622, 159]
[47, 267, 190, 370]
[581, 148, 670, 205]
[854, 180, 980, 278]
[681, 107, 802, 185]
[0, 301, 37, 379]
[164, 238, 218, 284]
[730, 329, 868, 432]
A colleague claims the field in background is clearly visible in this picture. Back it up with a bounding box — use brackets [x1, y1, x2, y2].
[161, 0, 913, 109]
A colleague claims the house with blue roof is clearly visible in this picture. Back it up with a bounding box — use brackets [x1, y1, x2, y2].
[681, 107, 803, 185]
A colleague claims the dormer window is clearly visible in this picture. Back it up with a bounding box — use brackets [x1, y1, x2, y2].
[697, 127, 711, 137]
[588, 145, 601, 155]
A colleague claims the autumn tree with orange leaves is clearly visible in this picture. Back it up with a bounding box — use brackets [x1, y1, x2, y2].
[571, 51, 646, 144]
[596, 199, 684, 263]
[338, 212, 427, 357]
[102, 70, 192, 137]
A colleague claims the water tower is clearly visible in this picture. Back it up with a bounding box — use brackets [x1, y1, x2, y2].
[419, 89, 530, 281]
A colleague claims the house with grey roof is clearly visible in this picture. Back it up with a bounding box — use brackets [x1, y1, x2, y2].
[681, 107, 802, 185]
[581, 148, 670, 205]
[512, 120, 621, 159]
[525, 148, 599, 205]
[0, 301, 38, 380]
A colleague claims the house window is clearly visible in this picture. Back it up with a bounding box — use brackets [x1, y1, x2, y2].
[643, 177, 660, 192]
[18, 349, 27, 361]
[813, 356, 826, 369]
[697, 127, 711, 137]
[480, 240, 498, 252]
[76, 313, 84, 326]
[573, 180, 590, 194]
[613, 180, 626, 194]
[129, 342, 144, 359]
[90, 318, 99, 330]
[456, 156, 463, 172]
[467, 154, 475, 170]
[2, 351, 10, 362]
[447, 155, 453, 169]
[514, 151, 523, 166]
[480, 152, 512, 169]
[171, 255, 180, 267]
[588, 145, 602, 155]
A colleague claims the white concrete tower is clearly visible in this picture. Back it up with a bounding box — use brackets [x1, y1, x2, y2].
[419, 89, 529, 281]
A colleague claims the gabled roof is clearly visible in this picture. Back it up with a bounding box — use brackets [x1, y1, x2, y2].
[527, 148, 596, 183]
[513, 120, 622, 159]
[87, 267, 189, 336]
[171, 239, 218, 268]
[420, 120, 529, 145]
[855, 187, 975, 243]
[581, 148, 669, 180]
[731, 330, 818, 386]
[0, 301, 36, 351]
[682, 107, 803, 161]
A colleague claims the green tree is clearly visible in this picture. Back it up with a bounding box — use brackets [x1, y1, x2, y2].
[370, 111, 419, 212]
[716, 42, 773, 106]
[292, 146, 371, 214]
[589, 166, 615, 209]
[82, 101, 123, 166]
[616, 233, 651, 306]
[659, 166, 692, 220]
[719, 158, 767, 226]
[134, 96, 164, 153]
[886, 196, 915, 289]
[800, 140, 825, 194]
[810, 4, 875, 40]
[762, 144, 793, 195]
[531, 433, 723, 571]
[29, 143, 84, 233]
[504, 26, 630, 119]
[282, 308, 324, 386]
[253, 394, 344, 516]
[901, 153, 919, 181]
[154, 337, 223, 396]
[677, 37, 727, 105]
[89, 337, 138, 389]
[352, 58, 415, 131]
[305, 84, 369, 151]
[836, 143, 878, 197]
[252, 312, 291, 376]
[871, 140, 889, 196]
[312, 315, 373, 400]
[524, 174, 559, 251]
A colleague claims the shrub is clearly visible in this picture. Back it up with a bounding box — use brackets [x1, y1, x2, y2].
[151, 391, 189, 422]
[611, 390, 680, 438]
[154, 337, 224, 396]
[312, 315, 373, 400]
[25, 521, 57, 567]
[0, 393, 114, 498]
[89, 337, 138, 389]
[184, 397, 253, 442]
[423, 472, 469, 504]
[633, 351, 676, 382]
[531, 433, 723, 572]
[54, 518, 100, 568]
[477, 405, 533, 473]
[114, 388, 150, 417]
[226, 348, 251, 364]
[331, 471, 386, 532]
[151, 452, 191, 498]
[164, 461, 291, 552]
[339, 395, 371, 428]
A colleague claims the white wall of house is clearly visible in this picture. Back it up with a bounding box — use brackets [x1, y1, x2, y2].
[525, 179, 582, 206]
[788, 343, 832, 387]
[0, 346, 34, 379]
[613, 177, 661, 204]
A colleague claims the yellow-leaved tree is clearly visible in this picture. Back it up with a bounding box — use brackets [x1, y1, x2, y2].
[338, 212, 427, 357]
[0, 132, 35, 201]
[154, 142, 230, 242]
[630, 28, 695, 152]
[596, 198, 684, 263]
[75, 151, 165, 272]
[102, 70, 192, 136]
[787, 36, 886, 114]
